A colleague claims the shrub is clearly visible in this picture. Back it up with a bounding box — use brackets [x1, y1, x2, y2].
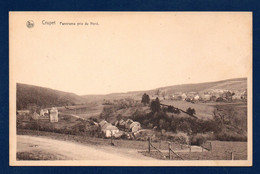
[150, 98, 161, 113]
[141, 93, 150, 105]
[215, 132, 247, 141]
[165, 132, 189, 144]
[186, 107, 196, 116]
[190, 134, 207, 146]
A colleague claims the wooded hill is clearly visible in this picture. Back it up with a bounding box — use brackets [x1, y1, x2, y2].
[16, 83, 86, 110]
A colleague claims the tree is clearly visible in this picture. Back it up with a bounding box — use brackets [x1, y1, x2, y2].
[141, 93, 150, 105]
[186, 107, 196, 116]
[100, 106, 114, 120]
[150, 97, 161, 113]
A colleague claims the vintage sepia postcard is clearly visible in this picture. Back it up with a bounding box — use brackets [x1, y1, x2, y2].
[9, 12, 252, 166]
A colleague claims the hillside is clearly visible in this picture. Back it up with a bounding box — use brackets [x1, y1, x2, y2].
[16, 83, 87, 110]
[17, 78, 247, 110]
[83, 78, 247, 101]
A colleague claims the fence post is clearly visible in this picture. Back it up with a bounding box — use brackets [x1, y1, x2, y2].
[189, 144, 191, 153]
[231, 152, 234, 160]
[210, 142, 212, 152]
[168, 142, 171, 160]
[37, 118, 39, 135]
[148, 137, 151, 153]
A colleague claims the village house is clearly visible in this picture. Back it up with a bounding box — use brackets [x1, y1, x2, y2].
[99, 120, 108, 128]
[32, 112, 39, 120]
[181, 93, 187, 101]
[201, 94, 211, 101]
[101, 123, 119, 138]
[40, 109, 49, 116]
[125, 119, 134, 130]
[194, 94, 200, 101]
[17, 110, 30, 116]
[49, 107, 58, 122]
[130, 121, 141, 132]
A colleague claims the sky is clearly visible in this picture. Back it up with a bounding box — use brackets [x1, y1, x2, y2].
[10, 12, 252, 95]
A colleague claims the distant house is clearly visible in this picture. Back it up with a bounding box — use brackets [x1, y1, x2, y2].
[201, 94, 211, 101]
[32, 112, 39, 120]
[17, 110, 30, 116]
[40, 109, 49, 116]
[194, 94, 200, 101]
[181, 93, 187, 100]
[49, 107, 58, 122]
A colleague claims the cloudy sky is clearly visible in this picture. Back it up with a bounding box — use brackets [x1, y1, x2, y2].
[10, 12, 252, 95]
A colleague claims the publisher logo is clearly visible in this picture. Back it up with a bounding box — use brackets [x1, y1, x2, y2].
[26, 20, 34, 28]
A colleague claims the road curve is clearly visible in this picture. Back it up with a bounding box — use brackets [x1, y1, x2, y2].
[17, 135, 152, 160]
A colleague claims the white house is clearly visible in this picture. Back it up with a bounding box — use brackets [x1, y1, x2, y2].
[129, 121, 141, 131]
[194, 94, 200, 101]
[49, 107, 58, 122]
[32, 112, 39, 120]
[40, 109, 49, 116]
[102, 125, 119, 138]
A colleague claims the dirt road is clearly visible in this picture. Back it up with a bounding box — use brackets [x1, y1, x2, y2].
[17, 135, 152, 160]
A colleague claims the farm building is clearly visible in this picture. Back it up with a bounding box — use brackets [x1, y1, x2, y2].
[102, 125, 119, 138]
[17, 110, 30, 116]
[32, 112, 39, 120]
[131, 125, 141, 132]
[125, 119, 134, 130]
[99, 120, 108, 128]
[49, 107, 58, 122]
[194, 94, 200, 101]
[40, 109, 49, 116]
[101, 122, 112, 130]
[129, 121, 141, 132]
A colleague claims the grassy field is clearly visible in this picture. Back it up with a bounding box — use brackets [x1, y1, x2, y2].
[17, 151, 64, 160]
[17, 129, 247, 160]
[141, 141, 247, 160]
[161, 100, 215, 120]
[60, 102, 104, 119]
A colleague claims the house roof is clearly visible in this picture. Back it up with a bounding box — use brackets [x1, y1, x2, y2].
[103, 125, 118, 131]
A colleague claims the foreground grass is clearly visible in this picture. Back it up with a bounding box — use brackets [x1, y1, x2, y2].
[142, 141, 247, 160]
[17, 129, 247, 160]
[17, 151, 63, 160]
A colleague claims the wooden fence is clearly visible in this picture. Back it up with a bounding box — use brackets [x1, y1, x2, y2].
[148, 137, 184, 160]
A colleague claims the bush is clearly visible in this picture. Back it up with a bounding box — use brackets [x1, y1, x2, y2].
[164, 132, 189, 144]
[190, 134, 207, 146]
[215, 132, 247, 141]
